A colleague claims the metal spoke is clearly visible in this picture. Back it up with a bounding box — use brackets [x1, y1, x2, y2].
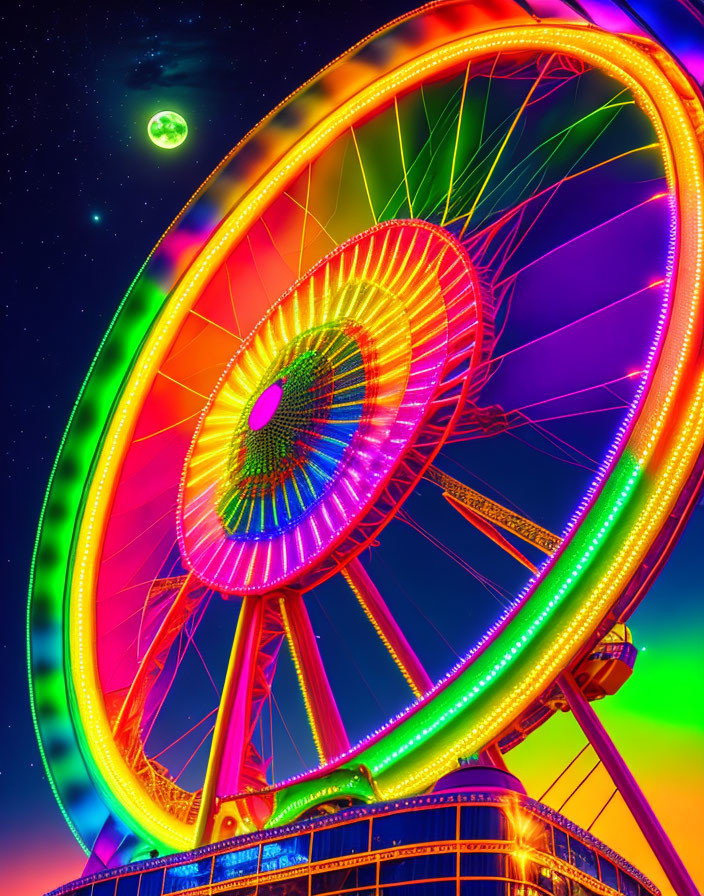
[343, 557, 433, 699]
[443, 492, 539, 574]
[113, 572, 202, 751]
[279, 590, 349, 764]
[425, 464, 561, 556]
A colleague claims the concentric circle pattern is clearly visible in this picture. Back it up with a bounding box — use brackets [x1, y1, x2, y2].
[217, 324, 368, 538]
[178, 221, 485, 594]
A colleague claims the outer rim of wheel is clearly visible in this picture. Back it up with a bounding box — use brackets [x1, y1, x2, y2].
[28, 8, 704, 858]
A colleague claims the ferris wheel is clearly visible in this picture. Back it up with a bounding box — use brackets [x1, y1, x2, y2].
[28, 0, 704, 888]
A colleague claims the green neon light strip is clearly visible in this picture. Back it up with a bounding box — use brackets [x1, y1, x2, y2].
[267, 456, 645, 825]
[27, 258, 169, 853]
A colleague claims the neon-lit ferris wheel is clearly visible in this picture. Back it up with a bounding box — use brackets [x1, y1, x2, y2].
[28, 2, 704, 893]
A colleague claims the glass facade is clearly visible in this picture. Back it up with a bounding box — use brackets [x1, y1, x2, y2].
[163, 859, 212, 893]
[569, 836, 598, 878]
[260, 836, 309, 873]
[212, 846, 259, 883]
[460, 805, 508, 841]
[115, 876, 140, 896]
[47, 794, 659, 896]
[312, 819, 368, 861]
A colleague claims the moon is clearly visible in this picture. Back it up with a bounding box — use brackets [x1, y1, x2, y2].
[147, 111, 188, 150]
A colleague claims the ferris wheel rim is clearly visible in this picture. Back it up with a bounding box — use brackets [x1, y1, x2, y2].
[27, 7, 704, 858]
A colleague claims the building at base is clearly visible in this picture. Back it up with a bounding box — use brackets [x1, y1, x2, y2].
[45, 765, 658, 896]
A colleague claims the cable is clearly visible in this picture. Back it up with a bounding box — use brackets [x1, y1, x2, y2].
[539, 743, 590, 801]
[587, 787, 619, 832]
[557, 760, 601, 813]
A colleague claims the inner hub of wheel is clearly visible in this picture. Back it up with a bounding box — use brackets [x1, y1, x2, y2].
[178, 220, 487, 595]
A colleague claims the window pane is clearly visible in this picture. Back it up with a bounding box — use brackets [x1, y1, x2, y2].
[312, 821, 369, 862]
[311, 864, 376, 894]
[620, 873, 640, 896]
[460, 806, 508, 840]
[569, 837, 598, 878]
[460, 852, 506, 878]
[138, 868, 165, 896]
[116, 874, 141, 896]
[373, 808, 456, 849]
[461, 882, 506, 896]
[212, 846, 259, 883]
[163, 858, 212, 892]
[536, 866, 569, 896]
[380, 853, 456, 884]
[552, 828, 570, 863]
[261, 836, 310, 873]
[381, 883, 455, 896]
[598, 855, 619, 890]
[93, 881, 116, 896]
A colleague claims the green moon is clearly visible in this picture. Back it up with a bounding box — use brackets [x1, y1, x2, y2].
[147, 111, 188, 149]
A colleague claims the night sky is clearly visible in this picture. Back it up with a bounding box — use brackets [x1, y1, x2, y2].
[2, 2, 703, 896]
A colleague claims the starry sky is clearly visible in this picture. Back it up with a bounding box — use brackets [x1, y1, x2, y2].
[2, 2, 703, 896]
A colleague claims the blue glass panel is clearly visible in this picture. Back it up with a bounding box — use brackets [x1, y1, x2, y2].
[459, 806, 508, 840]
[569, 837, 598, 878]
[381, 884, 455, 896]
[163, 857, 212, 892]
[380, 852, 456, 884]
[372, 808, 457, 849]
[460, 882, 505, 896]
[260, 835, 310, 872]
[93, 881, 116, 896]
[116, 874, 140, 896]
[620, 872, 640, 896]
[459, 852, 506, 877]
[598, 855, 620, 890]
[311, 864, 376, 894]
[312, 820, 369, 862]
[71, 888, 93, 896]
[139, 868, 165, 896]
[553, 827, 570, 863]
[212, 846, 259, 883]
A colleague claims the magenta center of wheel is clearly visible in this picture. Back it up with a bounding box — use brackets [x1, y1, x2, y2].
[248, 381, 284, 431]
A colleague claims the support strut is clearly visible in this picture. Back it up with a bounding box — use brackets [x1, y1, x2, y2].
[559, 672, 698, 896]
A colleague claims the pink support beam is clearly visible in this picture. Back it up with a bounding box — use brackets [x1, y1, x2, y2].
[344, 557, 433, 698]
[559, 672, 699, 896]
[196, 595, 284, 843]
[280, 590, 349, 763]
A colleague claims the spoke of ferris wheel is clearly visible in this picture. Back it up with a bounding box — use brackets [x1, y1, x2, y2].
[424, 464, 561, 556]
[279, 590, 350, 765]
[443, 492, 539, 574]
[112, 571, 199, 748]
[148, 574, 190, 596]
[343, 557, 433, 699]
[195, 594, 284, 845]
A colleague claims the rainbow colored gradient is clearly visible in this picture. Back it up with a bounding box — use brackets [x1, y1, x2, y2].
[25, 0, 704, 890]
